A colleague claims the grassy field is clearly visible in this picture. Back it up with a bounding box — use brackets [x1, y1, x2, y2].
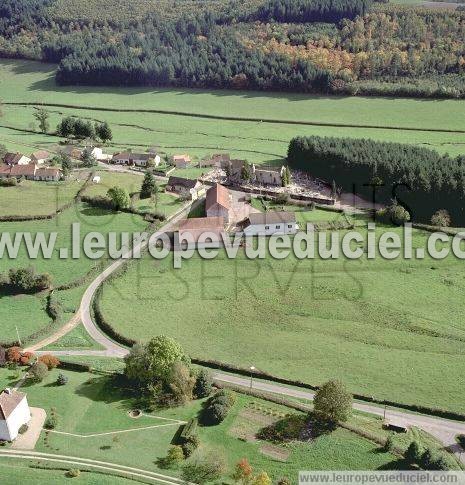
[0, 203, 147, 343]
[0, 366, 405, 482]
[0, 175, 86, 217]
[1, 59, 465, 163]
[100, 221, 465, 415]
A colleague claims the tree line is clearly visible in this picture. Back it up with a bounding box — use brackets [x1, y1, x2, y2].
[287, 135, 465, 223]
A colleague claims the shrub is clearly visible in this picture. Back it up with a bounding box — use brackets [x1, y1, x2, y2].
[313, 379, 352, 424]
[56, 373, 69, 386]
[232, 458, 253, 483]
[161, 445, 185, 468]
[277, 478, 292, 485]
[45, 414, 57, 430]
[456, 434, 465, 448]
[182, 440, 198, 458]
[431, 209, 451, 227]
[39, 354, 60, 370]
[18, 424, 28, 434]
[383, 433, 395, 452]
[0, 178, 17, 187]
[194, 369, 213, 398]
[274, 193, 290, 205]
[257, 414, 306, 442]
[29, 361, 49, 382]
[66, 469, 81, 478]
[202, 389, 237, 424]
[0, 347, 5, 367]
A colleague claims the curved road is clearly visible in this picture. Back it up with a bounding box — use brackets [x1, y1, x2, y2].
[27, 197, 465, 465]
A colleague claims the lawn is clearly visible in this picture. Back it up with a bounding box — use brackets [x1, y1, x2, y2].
[0, 458, 141, 484]
[100, 223, 465, 415]
[1, 59, 465, 162]
[0, 203, 147, 344]
[0, 175, 86, 217]
[0, 366, 406, 482]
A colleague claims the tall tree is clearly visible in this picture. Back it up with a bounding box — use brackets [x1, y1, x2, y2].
[34, 108, 50, 134]
[140, 172, 158, 199]
[107, 186, 130, 209]
[96, 121, 113, 143]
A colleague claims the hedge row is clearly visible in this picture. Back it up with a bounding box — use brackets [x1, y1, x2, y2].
[179, 418, 198, 444]
[92, 286, 136, 348]
[58, 359, 92, 372]
[194, 358, 465, 421]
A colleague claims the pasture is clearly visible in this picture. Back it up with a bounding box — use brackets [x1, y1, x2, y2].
[100, 223, 465, 415]
[1, 59, 465, 163]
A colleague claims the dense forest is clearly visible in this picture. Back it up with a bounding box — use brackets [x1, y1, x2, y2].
[287, 136, 465, 223]
[0, 0, 465, 96]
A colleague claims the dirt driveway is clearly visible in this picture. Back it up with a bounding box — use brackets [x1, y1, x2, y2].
[12, 407, 46, 450]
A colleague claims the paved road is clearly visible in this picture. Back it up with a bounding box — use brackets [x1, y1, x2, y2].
[0, 449, 188, 484]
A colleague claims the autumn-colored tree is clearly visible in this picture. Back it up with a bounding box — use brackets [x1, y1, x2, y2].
[251, 471, 272, 485]
[7, 347, 22, 363]
[19, 351, 35, 366]
[232, 458, 253, 483]
[39, 354, 61, 370]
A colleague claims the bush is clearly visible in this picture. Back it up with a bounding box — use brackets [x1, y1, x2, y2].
[66, 469, 81, 478]
[0, 347, 5, 367]
[56, 373, 69, 386]
[383, 433, 395, 452]
[182, 439, 198, 458]
[39, 354, 60, 370]
[45, 414, 57, 430]
[456, 434, 465, 448]
[194, 369, 213, 398]
[377, 202, 411, 226]
[431, 209, 451, 227]
[202, 389, 237, 425]
[18, 424, 28, 434]
[29, 361, 49, 382]
[0, 178, 17, 187]
[160, 445, 185, 469]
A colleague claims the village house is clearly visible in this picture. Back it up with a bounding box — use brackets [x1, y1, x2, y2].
[205, 183, 231, 223]
[242, 211, 298, 236]
[30, 150, 51, 165]
[112, 151, 161, 167]
[166, 176, 204, 200]
[3, 152, 31, 166]
[34, 167, 62, 181]
[177, 216, 225, 249]
[0, 164, 62, 181]
[0, 388, 31, 442]
[199, 153, 231, 168]
[172, 154, 191, 169]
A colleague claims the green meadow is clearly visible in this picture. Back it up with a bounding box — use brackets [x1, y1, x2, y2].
[1, 59, 465, 163]
[100, 222, 465, 415]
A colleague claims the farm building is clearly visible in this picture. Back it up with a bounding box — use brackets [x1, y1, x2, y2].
[166, 176, 204, 200]
[112, 152, 160, 167]
[3, 152, 31, 166]
[30, 150, 51, 165]
[172, 154, 191, 168]
[177, 216, 225, 249]
[242, 211, 298, 236]
[199, 153, 231, 168]
[205, 183, 231, 223]
[0, 388, 31, 442]
[0, 164, 62, 181]
[252, 165, 285, 186]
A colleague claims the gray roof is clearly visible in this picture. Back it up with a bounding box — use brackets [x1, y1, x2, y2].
[167, 176, 199, 189]
[248, 211, 296, 225]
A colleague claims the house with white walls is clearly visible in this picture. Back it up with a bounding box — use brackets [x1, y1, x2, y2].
[242, 211, 298, 236]
[0, 388, 31, 441]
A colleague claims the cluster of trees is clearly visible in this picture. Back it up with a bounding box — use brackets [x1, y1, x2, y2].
[124, 335, 213, 407]
[0, 267, 52, 294]
[56, 117, 112, 142]
[288, 135, 465, 223]
[256, 0, 371, 23]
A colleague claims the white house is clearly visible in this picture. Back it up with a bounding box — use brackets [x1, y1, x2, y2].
[86, 147, 112, 162]
[0, 388, 31, 441]
[243, 211, 298, 236]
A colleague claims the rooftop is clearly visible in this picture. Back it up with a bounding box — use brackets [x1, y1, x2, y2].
[0, 388, 26, 420]
[178, 216, 225, 230]
[206, 183, 230, 211]
[248, 211, 296, 225]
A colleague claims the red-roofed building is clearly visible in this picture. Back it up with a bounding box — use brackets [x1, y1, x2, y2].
[205, 183, 231, 223]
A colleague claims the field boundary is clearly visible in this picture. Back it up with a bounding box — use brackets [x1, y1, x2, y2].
[5, 102, 465, 134]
